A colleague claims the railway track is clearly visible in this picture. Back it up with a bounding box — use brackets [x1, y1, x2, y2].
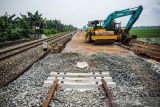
[0, 31, 75, 87]
[0, 32, 69, 61]
[43, 72, 116, 107]
[0, 39, 31, 49]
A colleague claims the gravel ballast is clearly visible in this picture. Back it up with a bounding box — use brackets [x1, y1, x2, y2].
[0, 44, 45, 87]
[0, 52, 160, 107]
[51, 88, 106, 107]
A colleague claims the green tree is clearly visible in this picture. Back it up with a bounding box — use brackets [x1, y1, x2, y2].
[0, 13, 20, 41]
[0, 11, 77, 42]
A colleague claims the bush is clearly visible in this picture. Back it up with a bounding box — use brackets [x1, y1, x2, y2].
[43, 29, 59, 36]
[43, 29, 52, 35]
[51, 29, 57, 34]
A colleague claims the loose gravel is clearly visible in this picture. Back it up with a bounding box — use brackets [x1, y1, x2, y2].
[51, 88, 106, 107]
[0, 44, 44, 87]
[0, 52, 160, 107]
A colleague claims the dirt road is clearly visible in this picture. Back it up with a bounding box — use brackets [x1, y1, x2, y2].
[63, 32, 131, 56]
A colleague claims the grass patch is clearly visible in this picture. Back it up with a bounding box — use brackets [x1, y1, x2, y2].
[129, 28, 160, 38]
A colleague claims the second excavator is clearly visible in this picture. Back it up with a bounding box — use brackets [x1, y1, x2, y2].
[85, 5, 143, 44]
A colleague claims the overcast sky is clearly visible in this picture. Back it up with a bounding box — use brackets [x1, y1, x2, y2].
[0, 0, 160, 28]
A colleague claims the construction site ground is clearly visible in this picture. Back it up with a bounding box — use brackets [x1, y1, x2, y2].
[63, 32, 131, 56]
[0, 31, 160, 107]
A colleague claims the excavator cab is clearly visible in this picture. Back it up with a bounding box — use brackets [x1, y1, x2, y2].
[109, 20, 121, 34]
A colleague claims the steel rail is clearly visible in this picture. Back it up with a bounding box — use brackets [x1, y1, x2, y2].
[43, 80, 59, 107]
[101, 79, 115, 107]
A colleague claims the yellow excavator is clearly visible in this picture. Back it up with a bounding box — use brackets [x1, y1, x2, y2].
[85, 5, 143, 44]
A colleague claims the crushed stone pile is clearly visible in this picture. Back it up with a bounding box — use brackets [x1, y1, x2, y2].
[0, 52, 160, 107]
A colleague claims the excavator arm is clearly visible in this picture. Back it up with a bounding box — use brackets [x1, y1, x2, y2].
[102, 5, 143, 32]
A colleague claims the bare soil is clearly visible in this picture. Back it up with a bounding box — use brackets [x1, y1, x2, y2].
[129, 42, 160, 62]
[63, 32, 131, 56]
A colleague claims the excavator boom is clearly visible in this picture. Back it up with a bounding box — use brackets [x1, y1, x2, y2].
[102, 5, 143, 32]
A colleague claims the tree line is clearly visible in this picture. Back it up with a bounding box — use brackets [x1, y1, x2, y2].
[0, 11, 77, 42]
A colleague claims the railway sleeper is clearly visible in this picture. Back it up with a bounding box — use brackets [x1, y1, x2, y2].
[43, 72, 116, 90]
